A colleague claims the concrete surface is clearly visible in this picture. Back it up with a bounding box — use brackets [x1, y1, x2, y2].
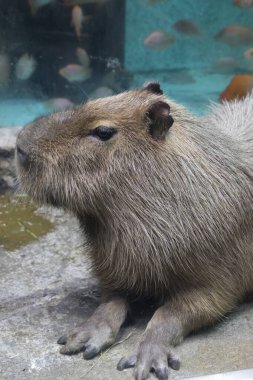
[185, 369, 253, 380]
[0, 127, 21, 193]
[0, 128, 21, 149]
[0, 205, 253, 380]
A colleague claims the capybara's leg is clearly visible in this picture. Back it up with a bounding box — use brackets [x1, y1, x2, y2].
[118, 287, 237, 380]
[58, 296, 128, 359]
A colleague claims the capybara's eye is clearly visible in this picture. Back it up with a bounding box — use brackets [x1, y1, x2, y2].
[91, 126, 117, 141]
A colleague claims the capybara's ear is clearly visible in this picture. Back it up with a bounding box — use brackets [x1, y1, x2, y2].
[143, 81, 163, 95]
[146, 101, 174, 140]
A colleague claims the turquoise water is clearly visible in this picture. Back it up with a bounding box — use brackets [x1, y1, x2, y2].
[0, 99, 48, 127]
[133, 70, 231, 115]
[0, 0, 253, 126]
[125, 0, 253, 113]
[0, 71, 240, 127]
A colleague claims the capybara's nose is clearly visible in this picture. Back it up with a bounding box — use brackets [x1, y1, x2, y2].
[16, 145, 29, 166]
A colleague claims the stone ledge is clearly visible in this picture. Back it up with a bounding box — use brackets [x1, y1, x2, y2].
[0, 127, 21, 149]
[0, 127, 22, 193]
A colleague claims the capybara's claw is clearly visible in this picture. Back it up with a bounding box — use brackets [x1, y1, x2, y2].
[117, 342, 180, 380]
[117, 354, 137, 370]
[57, 335, 67, 345]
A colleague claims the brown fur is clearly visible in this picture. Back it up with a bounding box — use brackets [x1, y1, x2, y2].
[16, 84, 253, 379]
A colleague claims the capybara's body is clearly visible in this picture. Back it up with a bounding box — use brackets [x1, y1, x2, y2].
[16, 83, 253, 380]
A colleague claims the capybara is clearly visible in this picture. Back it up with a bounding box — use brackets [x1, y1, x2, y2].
[16, 82, 253, 380]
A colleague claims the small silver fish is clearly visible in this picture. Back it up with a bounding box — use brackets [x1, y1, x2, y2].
[90, 86, 114, 99]
[45, 98, 74, 112]
[71, 5, 91, 40]
[144, 31, 174, 50]
[15, 53, 36, 80]
[173, 20, 200, 36]
[58, 64, 91, 82]
[212, 57, 238, 73]
[243, 47, 253, 69]
[215, 25, 253, 46]
[64, 0, 109, 6]
[28, 0, 54, 15]
[76, 48, 90, 67]
[244, 47, 253, 60]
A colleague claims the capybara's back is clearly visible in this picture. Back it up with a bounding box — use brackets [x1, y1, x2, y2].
[208, 93, 253, 167]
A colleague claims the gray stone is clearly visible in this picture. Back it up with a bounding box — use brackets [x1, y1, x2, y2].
[0, 127, 21, 150]
[0, 127, 21, 193]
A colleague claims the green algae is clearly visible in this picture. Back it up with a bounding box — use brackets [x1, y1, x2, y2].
[0, 195, 54, 251]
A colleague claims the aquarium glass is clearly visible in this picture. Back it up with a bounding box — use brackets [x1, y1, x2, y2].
[0, 0, 253, 127]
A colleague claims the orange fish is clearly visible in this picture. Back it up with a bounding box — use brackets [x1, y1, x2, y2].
[76, 47, 90, 67]
[144, 31, 174, 50]
[173, 20, 200, 35]
[215, 25, 253, 46]
[234, 0, 253, 7]
[59, 64, 91, 82]
[71, 5, 90, 40]
[220, 75, 253, 101]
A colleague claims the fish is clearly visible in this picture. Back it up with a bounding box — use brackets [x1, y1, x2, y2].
[64, 0, 109, 6]
[76, 47, 90, 67]
[244, 47, 253, 60]
[212, 57, 238, 73]
[71, 5, 90, 40]
[243, 47, 253, 69]
[28, 0, 54, 15]
[0, 54, 10, 86]
[165, 70, 195, 84]
[90, 86, 114, 99]
[146, 0, 162, 4]
[215, 25, 253, 46]
[234, 0, 253, 7]
[15, 53, 36, 80]
[220, 75, 253, 101]
[44, 98, 74, 112]
[173, 19, 200, 35]
[144, 31, 174, 50]
[58, 64, 91, 82]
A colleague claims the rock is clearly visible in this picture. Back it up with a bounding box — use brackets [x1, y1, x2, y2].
[0, 127, 21, 194]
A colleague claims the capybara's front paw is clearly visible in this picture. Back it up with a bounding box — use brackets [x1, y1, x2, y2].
[117, 341, 180, 380]
[57, 319, 116, 359]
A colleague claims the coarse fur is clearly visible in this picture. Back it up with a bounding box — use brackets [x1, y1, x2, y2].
[16, 85, 253, 378]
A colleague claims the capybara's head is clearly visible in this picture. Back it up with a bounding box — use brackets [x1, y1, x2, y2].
[16, 83, 183, 215]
